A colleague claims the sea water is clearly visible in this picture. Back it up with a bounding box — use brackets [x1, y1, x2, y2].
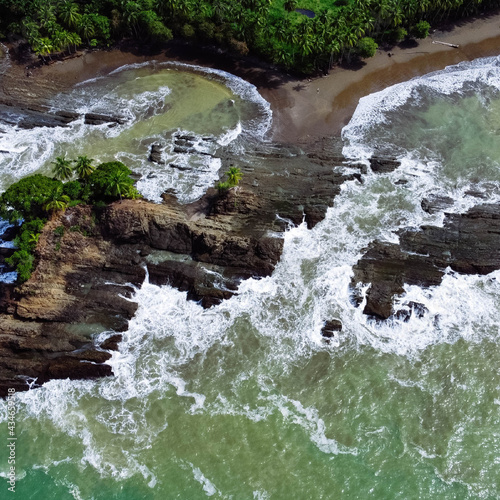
[1, 58, 500, 499]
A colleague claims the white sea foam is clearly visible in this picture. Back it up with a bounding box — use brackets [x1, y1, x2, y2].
[187, 463, 219, 496]
[343, 55, 500, 160]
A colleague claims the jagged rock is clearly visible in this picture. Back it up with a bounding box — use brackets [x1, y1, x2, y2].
[421, 194, 454, 214]
[0, 246, 15, 257]
[149, 143, 165, 164]
[400, 204, 500, 274]
[351, 241, 443, 319]
[369, 156, 401, 173]
[176, 134, 196, 141]
[84, 112, 127, 126]
[394, 301, 428, 322]
[0, 140, 357, 393]
[175, 138, 195, 147]
[321, 320, 342, 340]
[351, 204, 500, 319]
[53, 110, 80, 124]
[0, 224, 17, 241]
[169, 163, 191, 171]
[100, 334, 123, 351]
[0, 314, 113, 397]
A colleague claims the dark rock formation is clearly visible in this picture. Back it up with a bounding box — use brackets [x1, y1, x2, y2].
[149, 143, 165, 164]
[369, 156, 401, 173]
[0, 103, 80, 129]
[351, 204, 500, 319]
[421, 194, 454, 214]
[84, 112, 127, 126]
[321, 320, 342, 340]
[0, 139, 358, 394]
[394, 301, 428, 322]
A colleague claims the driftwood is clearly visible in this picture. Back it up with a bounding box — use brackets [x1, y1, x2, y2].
[432, 40, 459, 48]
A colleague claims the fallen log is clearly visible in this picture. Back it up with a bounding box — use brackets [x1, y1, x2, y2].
[432, 40, 459, 48]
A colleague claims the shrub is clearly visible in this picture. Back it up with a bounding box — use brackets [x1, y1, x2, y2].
[6, 250, 34, 282]
[86, 161, 137, 201]
[0, 174, 63, 222]
[62, 180, 83, 200]
[411, 21, 431, 39]
[356, 37, 378, 59]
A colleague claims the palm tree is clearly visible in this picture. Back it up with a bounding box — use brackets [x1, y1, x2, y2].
[77, 14, 95, 43]
[106, 171, 131, 200]
[73, 155, 95, 180]
[226, 166, 242, 187]
[43, 188, 70, 215]
[67, 32, 82, 53]
[51, 155, 73, 180]
[33, 37, 54, 62]
[284, 0, 298, 13]
[58, 1, 80, 29]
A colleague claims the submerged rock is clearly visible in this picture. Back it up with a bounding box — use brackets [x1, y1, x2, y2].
[149, 143, 165, 164]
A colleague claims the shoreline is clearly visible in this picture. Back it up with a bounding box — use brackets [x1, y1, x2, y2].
[1, 10, 500, 144]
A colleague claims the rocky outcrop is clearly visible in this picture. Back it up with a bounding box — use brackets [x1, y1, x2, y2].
[149, 143, 165, 164]
[0, 103, 80, 129]
[421, 194, 454, 214]
[0, 139, 360, 394]
[369, 156, 401, 173]
[321, 320, 342, 341]
[0, 103, 128, 130]
[84, 112, 127, 126]
[351, 204, 500, 319]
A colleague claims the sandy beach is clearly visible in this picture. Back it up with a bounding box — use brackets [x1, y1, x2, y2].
[1, 9, 500, 144]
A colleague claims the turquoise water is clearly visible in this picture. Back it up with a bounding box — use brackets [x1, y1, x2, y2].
[2, 58, 500, 499]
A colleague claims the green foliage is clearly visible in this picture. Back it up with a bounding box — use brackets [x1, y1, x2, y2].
[411, 21, 431, 39]
[44, 192, 70, 214]
[0, 154, 140, 284]
[4, 218, 45, 283]
[226, 166, 243, 187]
[356, 37, 378, 59]
[387, 27, 407, 43]
[51, 155, 73, 180]
[62, 180, 83, 200]
[216, 181, 230, 194]
[216, 166, 243, 194]
[73, 155, 96, 180]
[0, 174, 63, 222]
[6, 249, 34, 282]
[0, 0, 496, 77]
[87, 161, 140, 201]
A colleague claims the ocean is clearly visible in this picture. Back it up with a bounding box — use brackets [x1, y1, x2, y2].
[1, 57, 499, 499]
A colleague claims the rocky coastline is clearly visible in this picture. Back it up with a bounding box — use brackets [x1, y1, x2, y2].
[2, 22, 500, 394]
[2, 112, 500, 394]
[0, 131, 365, 396]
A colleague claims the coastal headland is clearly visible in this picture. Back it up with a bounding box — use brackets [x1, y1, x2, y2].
[1, 10, 500, 395]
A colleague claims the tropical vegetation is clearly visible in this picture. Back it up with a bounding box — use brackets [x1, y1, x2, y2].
[216, 166, 242, 193]
[0, 159, 140, 283]
[0, 0, 497, 73]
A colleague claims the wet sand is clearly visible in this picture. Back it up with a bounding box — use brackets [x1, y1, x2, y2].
[1, 10, 500, 143]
